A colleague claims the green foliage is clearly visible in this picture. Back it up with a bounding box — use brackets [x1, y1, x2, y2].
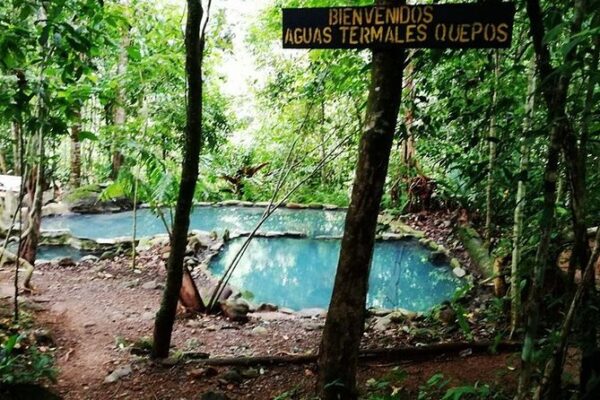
[0, 335, 56, 385]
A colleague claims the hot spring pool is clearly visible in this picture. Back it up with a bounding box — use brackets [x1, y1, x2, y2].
[41, 206, 463, 311]
[42, 206, 346, 239]
[209, 237, 462, 312]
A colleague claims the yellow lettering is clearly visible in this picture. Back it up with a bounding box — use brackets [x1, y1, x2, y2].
[371, 26, 384, 42]
[284, 28, 294, 45]
[406, 24, 416, 42]
[435, 24, 446, 41]
[471, 22, 483, 41]
[417, 24, 427, 41]
[294, 28, 303, 44]
[360, 26, 369, 44]
[375, 7, 384, 25]
[399, 6, 410, 24]
[385, 26, 395, 42]
[423, 6, 433, 24]
[411, 7, 422, 24]
[448, 24, 460, 42]
[349, 26, 359, 44]
[352, 9, 362, 25]
[342, 8, 351, 25]
[329, 9, 338, 26]
[484, 24, 496, 41]
[340, 26, 350, 43]
[365, 7, 375, 24]
[323, 27, 332, 44]
[459, 24, 469, 43]
[496, 23, 509, 42]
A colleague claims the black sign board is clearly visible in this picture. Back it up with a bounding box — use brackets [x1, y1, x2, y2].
[282, 2, 515, 49]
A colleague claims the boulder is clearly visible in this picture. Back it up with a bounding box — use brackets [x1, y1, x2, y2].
[220, 299, 249, 322]
[200, 391, 230, 400]
[64, 184, 132, 214]
[104, 364, 132, 383]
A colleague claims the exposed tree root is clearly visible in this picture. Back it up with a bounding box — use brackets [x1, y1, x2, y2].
[186, 341, 521, 367]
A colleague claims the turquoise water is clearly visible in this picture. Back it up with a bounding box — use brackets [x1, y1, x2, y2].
[42, 206, 346, 239]
[209, 237, 461, 312]
[8, 244, 91, 261]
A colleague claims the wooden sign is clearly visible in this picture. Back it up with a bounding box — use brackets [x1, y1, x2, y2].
[282, 2, 515, 49]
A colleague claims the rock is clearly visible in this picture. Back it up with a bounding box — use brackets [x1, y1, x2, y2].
[100, 251, 116, 260]
[368, 308, 392, 317]
[251, 326, 268, 336]
[220, 299, 249, 322]
[373, 316, 393, 332]
[307, 203, 323, 209]
[450, 258, 462, 270]
[240, 367, 260, 379]
[437, 302, 456, 325]
[79, 255, 99, 263]
[285, 202, 306, 209]
[297, 308, 326, 318]
[104, 364, 132, 383]
[256, 303, 278, 312]
[189, 367, 219, 379]
[304, 322, 325, 331]
[235, 298, 256, 313]
[453, 267, 467, 278]
[200, 391, 229, 400]
[186, 319, 203, 328]
[388, 309, 418, 322]
[57, 257, 76, 267]
[123, 279, 140, 288]
[429, 250, 450, 265]
[65, 185, 132, 214]
[141, 280, 160, 290]
[141, 312, 155, 321]
[32, 329, 54, 346]
[220, 368, 243, 384]
[159, 357, 179, 366]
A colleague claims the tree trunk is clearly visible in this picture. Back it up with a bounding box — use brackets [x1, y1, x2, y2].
[536, 229, 600, 400]
[484, 51, 500, 246]
[19, 128, 44, 277]
[110, 28, 129, 180]
[510, 60, 536, 336]
[518, 0, 586, 397]
[70, 107, 82, 188]
[316, 17, 405, 400]
[152, 0, 206, 359]
[11, 121, 22, 175]
[0, 148, 7, 174]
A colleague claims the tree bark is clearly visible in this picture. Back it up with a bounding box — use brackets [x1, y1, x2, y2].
[484, 51, 499, 246]
[70, 107, 82, 188]
[518, 0, 586, 397]
[316, 11, 405, 399]
[510, 60, 536, 337]
[110, 27, 129, 180]
[152, 0, 206, 359]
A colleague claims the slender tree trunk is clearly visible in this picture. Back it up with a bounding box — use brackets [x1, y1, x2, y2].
[574, 27, 599, 395]
[518, 0, 586, 397]
[152, 0, 206, 359]
[510, 61, 536, 337]
[20, 123, 44, 278]
[11, 121, 22, 175]
[0, 148, 7, 174]
[131, 175, 138, 270]
[316, 17, 405, 400]
[110, 29, 129, 180]
[484, 51, 499, 246]
[536, 229, 600, 400]
[70, 107, 82, 188]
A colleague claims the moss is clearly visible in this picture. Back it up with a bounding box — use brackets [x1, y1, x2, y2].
[64, 184, 101, 203]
